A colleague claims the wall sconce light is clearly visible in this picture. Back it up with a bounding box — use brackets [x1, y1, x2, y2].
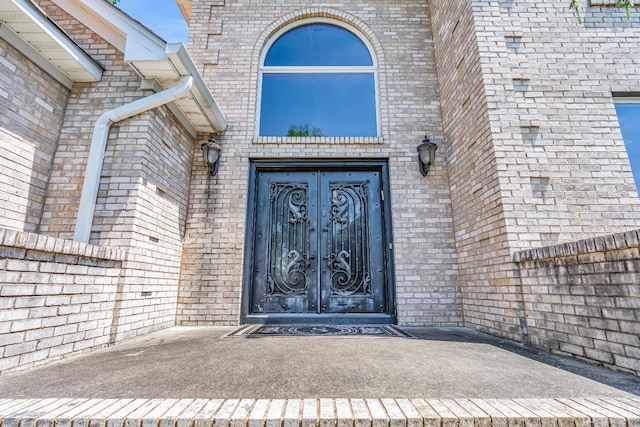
[201, 136, 221, 176]
[417, 137, 438, 176]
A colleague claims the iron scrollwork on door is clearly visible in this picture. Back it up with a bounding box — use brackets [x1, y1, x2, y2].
[327, 182, 372, 296]
[266, 181, 310, 296]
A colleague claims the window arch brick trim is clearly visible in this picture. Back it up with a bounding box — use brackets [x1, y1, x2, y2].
[249, 7, 388, 141]
[253, 8, 385, 68]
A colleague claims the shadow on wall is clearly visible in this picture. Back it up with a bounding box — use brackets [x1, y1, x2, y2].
[514, 229, 640, 379]
[0, 127, 60, 234]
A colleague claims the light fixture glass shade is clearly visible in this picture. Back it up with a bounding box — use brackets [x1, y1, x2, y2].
[201, 137, 222, 176]
[417, 137, 437, 176]
[418, 145, 431, 164]
[206, 143, 220, 164]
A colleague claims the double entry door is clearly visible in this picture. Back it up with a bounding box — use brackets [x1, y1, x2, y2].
[245, 164, 394, 322]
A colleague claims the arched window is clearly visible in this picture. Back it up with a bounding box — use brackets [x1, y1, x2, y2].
[258, 22, 378, 137]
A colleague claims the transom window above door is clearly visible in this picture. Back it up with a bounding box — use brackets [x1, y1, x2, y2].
[258, 22, 379, 137]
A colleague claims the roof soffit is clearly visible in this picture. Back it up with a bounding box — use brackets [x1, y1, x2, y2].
[47, 0, 226, 133]
[0, 0, 102, 87]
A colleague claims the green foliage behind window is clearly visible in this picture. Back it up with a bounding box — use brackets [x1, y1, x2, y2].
[287, 124, 324, 137]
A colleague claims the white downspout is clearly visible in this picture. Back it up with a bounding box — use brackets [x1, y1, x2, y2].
[74, 75, 194, 243]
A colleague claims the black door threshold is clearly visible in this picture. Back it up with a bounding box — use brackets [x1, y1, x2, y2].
[242, 313, 396, 325]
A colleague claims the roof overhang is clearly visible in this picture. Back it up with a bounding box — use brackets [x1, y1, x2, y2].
[49, 0, 226, 134]
[175, 0, 191, 25]
[0, 0, 102, 88]
[124, 42, 227, 135]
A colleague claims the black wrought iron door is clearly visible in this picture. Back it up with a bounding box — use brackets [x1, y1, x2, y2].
[250, 169, 387, 316]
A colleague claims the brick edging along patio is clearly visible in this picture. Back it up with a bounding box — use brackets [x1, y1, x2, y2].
[0, 398, 639, 427]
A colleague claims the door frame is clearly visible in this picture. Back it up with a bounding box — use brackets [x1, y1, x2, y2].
[241, 160, 397, 325]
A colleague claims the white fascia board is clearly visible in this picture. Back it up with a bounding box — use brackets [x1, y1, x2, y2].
[49, 0, 225, 133]
[80, 0, 167, 61]
[7, 0, 102, 81]
[166, 42, 228, 132]
[50, 0, 125, 51]
[124, 36, 167, 62]
[614, 96, 640, 104]
[0, 22, 73, 88]
[50, 0, 166, 62]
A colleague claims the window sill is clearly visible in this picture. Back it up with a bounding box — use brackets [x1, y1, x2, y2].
[589, 1, 638, 5]
[253, 136, 384, 145]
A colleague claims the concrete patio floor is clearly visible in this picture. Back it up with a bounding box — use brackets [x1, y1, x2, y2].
[0, 326, 637, 399]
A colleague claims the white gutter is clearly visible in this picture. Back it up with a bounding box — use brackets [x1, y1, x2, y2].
[166, 43, 228, 132]
[73, 75, 194, 243]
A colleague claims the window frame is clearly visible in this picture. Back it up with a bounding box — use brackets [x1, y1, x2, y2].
[613, 96, 640, 194]
[614, 96, 640, 105]
[256, 18, 381, 138]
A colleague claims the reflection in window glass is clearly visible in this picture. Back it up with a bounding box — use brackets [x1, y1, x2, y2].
[260, 74, 377, 137]
[614, 100, 640, 193]
[265, 24, 372, 66]
[259, 23, 377, 137]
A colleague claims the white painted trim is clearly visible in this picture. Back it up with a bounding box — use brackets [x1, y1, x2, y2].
[166, 42, 228, 132]
[48, 0, 226, 134]
[50, 0, 167, 59]
[259, 66, 375, 73]
[50, 0, 125, 51]
[5, 0, 102, 82]
[255, 64, 264, 137]
[614, 97, 640, 104]
[74, 76, 194, 243]
[256, 18, 381, 137]
[0, 23, 73, 88]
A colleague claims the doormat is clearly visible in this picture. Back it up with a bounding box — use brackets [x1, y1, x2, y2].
[225, 325, 415, 338]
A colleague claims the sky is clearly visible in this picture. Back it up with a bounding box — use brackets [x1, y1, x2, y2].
[116, 0, 188, 43]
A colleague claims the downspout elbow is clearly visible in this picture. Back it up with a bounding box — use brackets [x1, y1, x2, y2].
[73, 76, 194, 243]
[102, 76, 193, 124]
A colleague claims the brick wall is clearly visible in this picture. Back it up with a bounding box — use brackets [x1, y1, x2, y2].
[462, 2, 640, 247]
[429, 0, 526, 341]
[0, 228, 124, 373]
[0, 39, 69, 234]
[30, 0, 195, 340]
[0, 398, 638, 427]
[94, 107, 195, 342]
[179, 1, 462, 326]
[37, 0, 146, 239]
[3, 0, 639, 358]
[0, 0, 196, 371]
[429, 0, 640, 340]
[515, 229, 640, 375]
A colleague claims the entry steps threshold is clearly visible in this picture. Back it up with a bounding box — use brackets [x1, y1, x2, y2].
[0, 398, 639, 427]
